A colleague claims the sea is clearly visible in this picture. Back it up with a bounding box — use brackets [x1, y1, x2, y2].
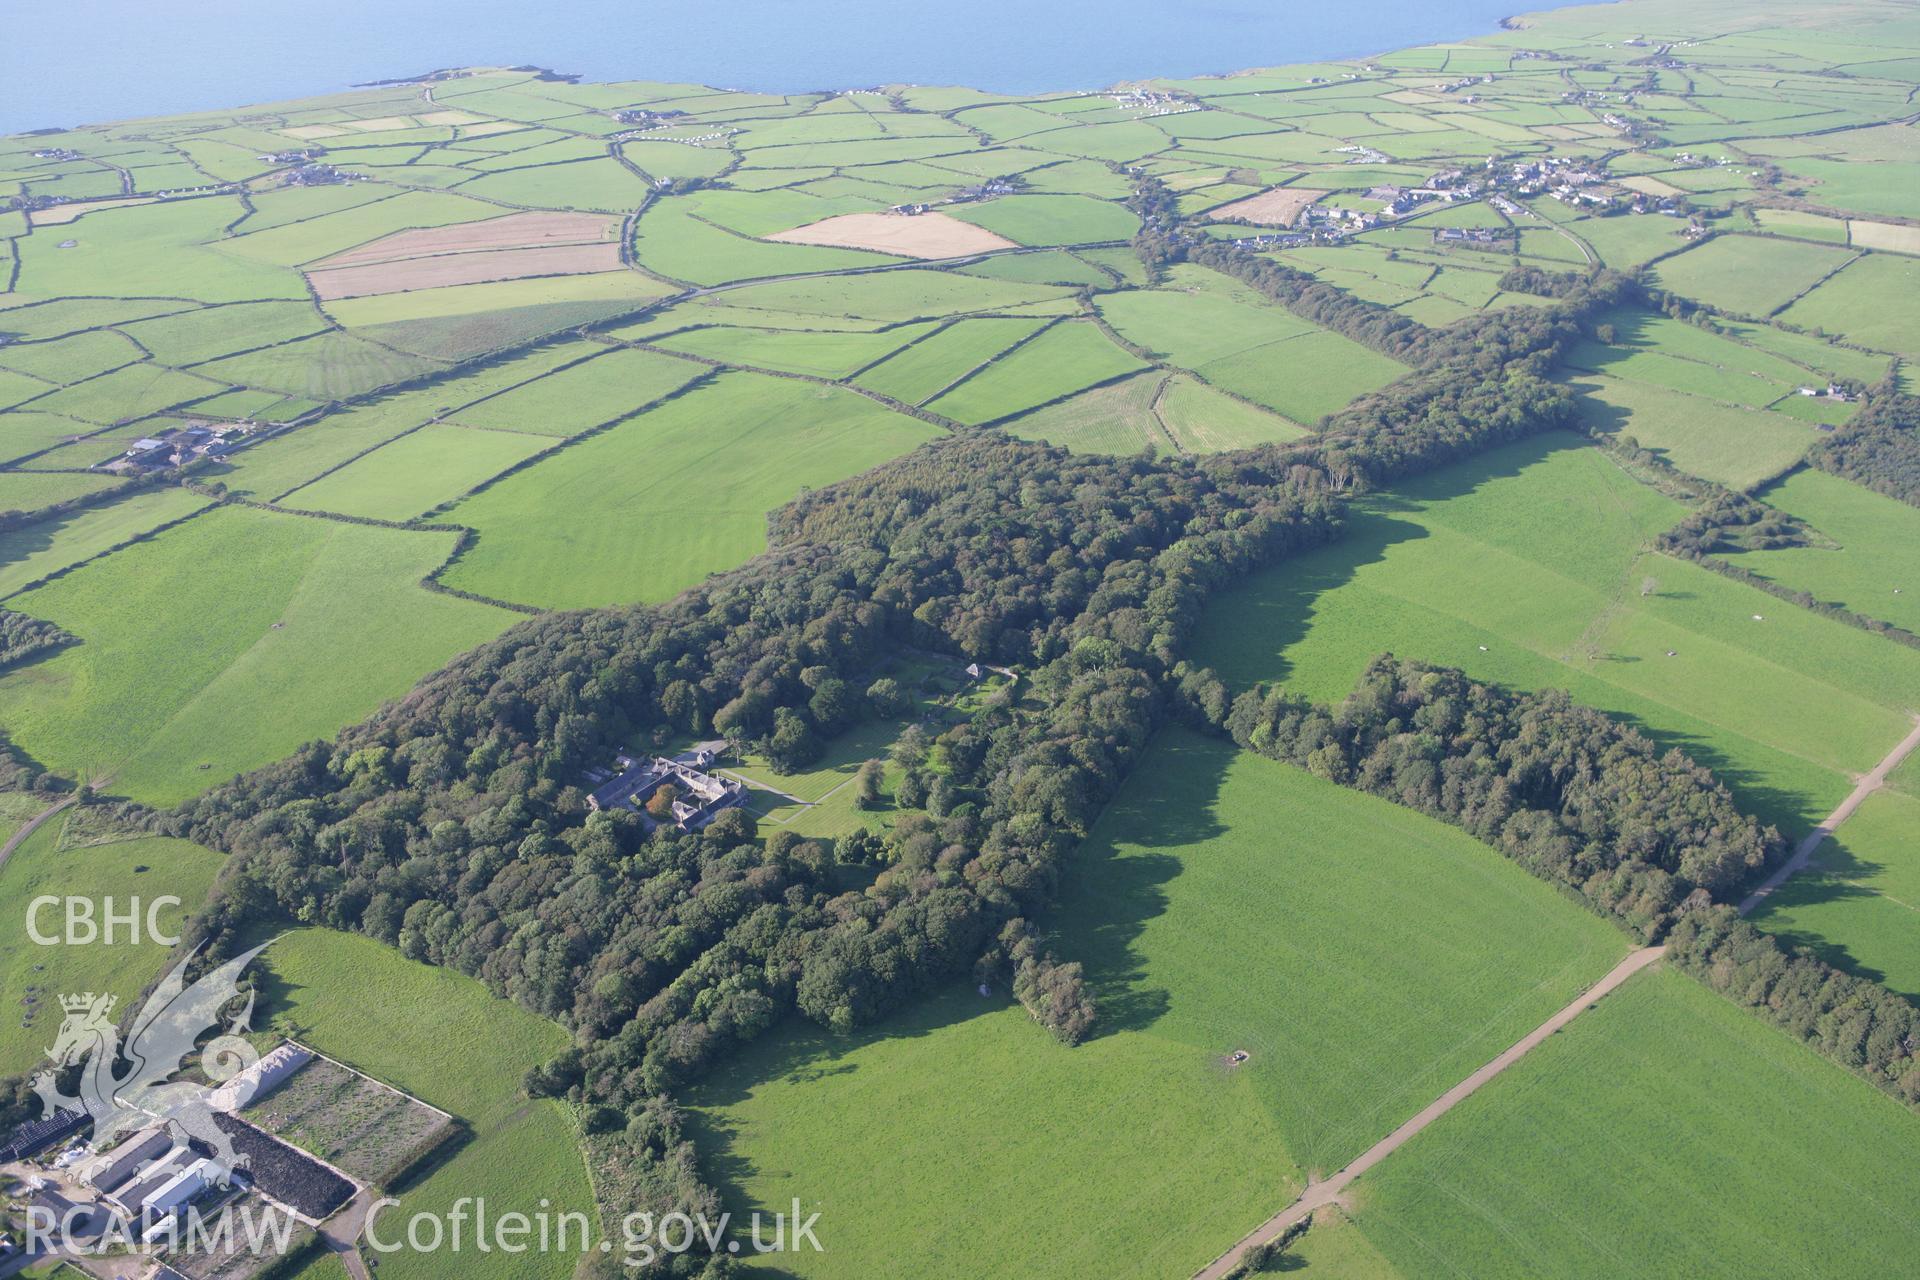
[0, 0, 1587, 135]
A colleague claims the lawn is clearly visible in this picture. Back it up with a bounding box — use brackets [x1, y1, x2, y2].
[1190, 433, 1920, 837]
[1572, 372, 1814, 490]
[257, 928, 589, 1280]
[689, 732, 1625, 1279]
[440, 373, 941, 609]
[0, 816, 224, 1076]
[1345, 967, 1920, 1278]
[0, 505, 515, 804]
[1725, 468, 1920, 633]
[1647, 234, 1857, 317]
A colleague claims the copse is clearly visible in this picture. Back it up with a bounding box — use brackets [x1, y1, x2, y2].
[1217, 655, 1781, 938]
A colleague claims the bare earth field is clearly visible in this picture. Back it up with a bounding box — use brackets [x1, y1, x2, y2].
[1208, 186, 1330, 227]
[312, 211, 620, 268]
[1848, 219, 1920, 254]
[768, 210, 1018, 258]
[306, 242, 624, 298]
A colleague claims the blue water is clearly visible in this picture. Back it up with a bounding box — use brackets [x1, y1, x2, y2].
[3, 0, 1574, 135]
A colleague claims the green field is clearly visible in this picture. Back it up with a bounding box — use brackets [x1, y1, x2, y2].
[0, 485, 211, 598]
[441, 373, 941, 609]
[0, 816, 224, 1076]
[1779, 250, 1920, 359]
[850, 317, 1046, 404]
[923, 320, 1147, 424]
[1572, 372, 1814, 490]
[1000, 369, 1169, 453]
[1748, 787, 1920, 1000]
[1344, 967, 1920, 1278]
[0, 506, 514, 804]
[1725, 468, 1920, 633]
[1648, 234, 1857, 317]
[280, 423, 556, 521]
[258, 928, 589, 1280]
[1191, 433, 1920, 835]
[690, 732, 1625, 1278]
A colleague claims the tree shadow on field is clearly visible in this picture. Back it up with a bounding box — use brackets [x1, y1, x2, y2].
[1196, 429, 1597, 693]
[683, 995, 987, 1280]
[1040, 730, 1241, 1042]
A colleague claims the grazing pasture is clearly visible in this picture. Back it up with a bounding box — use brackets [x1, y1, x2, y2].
[1779, 251, 1920, 359]
[0, 820, 223, 1076]
[1191, 434, 1920, 835]
[1348, 968, 1920, 1279]
[1648, 234, 1857, 316]
[280, 423, 555, 521]
[1747, 787, 1920, 1000]
[1000, 370, 1168, 453]
[924, 320, 1147, 424]
[1725, 468, 1920, 634]
[851, 317, 1047, 404]
[1573, 372, 1814, 490]
[690, 732, 1624, 1279]
[0, 506, 513, 805]
[440, 374, 940, 608]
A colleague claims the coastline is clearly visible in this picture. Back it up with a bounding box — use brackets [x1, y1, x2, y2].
[0, 0, 1592, 137]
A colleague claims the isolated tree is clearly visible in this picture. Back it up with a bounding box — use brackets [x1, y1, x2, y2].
[854, 759, 885, 810]
[865, 676, 908, 718]
[644, 783, 679, 822]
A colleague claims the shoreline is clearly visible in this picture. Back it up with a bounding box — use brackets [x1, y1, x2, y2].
[1, 0, 1592, 137]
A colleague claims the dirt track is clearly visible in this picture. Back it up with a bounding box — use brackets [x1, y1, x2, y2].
[1738, 714, 1920, 917]
[1191, 945, 1666, 1280]
[1194, 715, 1920, 1278]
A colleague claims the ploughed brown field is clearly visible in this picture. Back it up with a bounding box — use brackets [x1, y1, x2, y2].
[306, 242, 624, 298]
[1207, 186, 1330, 227]
[767, 210, 1017, 259]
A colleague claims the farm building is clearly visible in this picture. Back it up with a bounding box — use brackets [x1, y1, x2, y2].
[584, 745, 745, 831]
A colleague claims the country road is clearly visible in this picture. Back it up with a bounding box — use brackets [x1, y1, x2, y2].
[1737, 714, 1920, 917]
[1194, 716, 1920, 1279]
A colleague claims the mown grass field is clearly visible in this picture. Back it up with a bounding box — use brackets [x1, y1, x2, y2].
[689, 731, 1624, 1278]
[1345, 967, 1920, 1278]
[0, 506, 514, 804]
[0, 817, 223, 1076]
[441, 373, 941, 609]
[258, 929, 588, 1280]
[1191, 434, 1920, 836]
[1779, 250, 1920, 360]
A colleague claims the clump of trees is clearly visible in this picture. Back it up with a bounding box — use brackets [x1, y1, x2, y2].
[0, 608, 75, 670]
[1217, 655, 1781, 938]
[1808, 386, 1920, 508]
